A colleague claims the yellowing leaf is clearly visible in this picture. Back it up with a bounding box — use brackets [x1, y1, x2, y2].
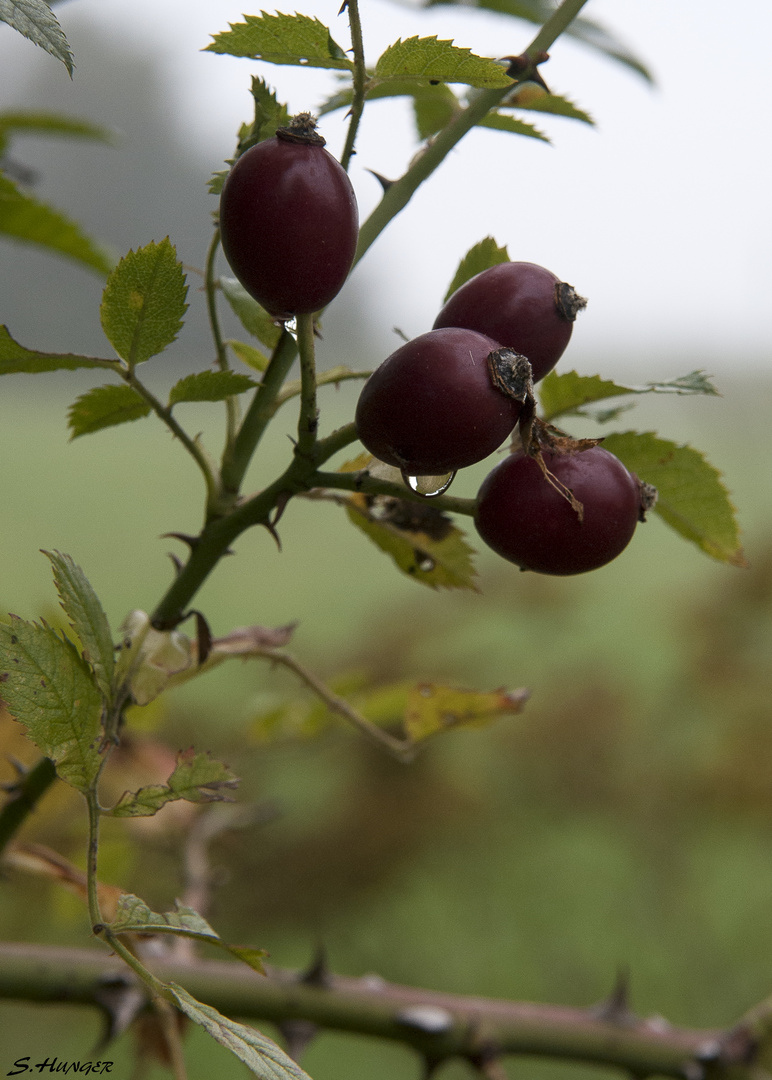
[405, 683, 529, 742]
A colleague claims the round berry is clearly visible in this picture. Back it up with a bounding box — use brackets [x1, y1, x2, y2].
[355, 327, 522, 476]
[433, 262, 585, 383]
[219, 115, 358, 319]
[474, 446, 642, 575]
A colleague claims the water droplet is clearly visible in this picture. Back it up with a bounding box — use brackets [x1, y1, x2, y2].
[401, 470, 456, 498]
[417, 556, 435, 572]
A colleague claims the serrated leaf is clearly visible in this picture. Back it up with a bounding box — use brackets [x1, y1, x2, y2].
[220, 277, 283, 351]
[0, 0, 74, 76]
[68, 384, 151, 439]
[208, 170, 228, 196]
[169, 370, 257, 407]
[405, 682, 529, 742]
[42, 551, 114, 703]
[166, 985, 312, 1079]
[375, 36, 512, 89]
[504, 86, 594, 125]
[0, 172, 115, 275]
[444, 237, 509, 302]
[100, 238, 188, 366]
[249, 77, 291, 142]
[205, 12, 353, 72]
[111, 748, 238, 817]
[0, 111, 113, 143]
[227, 340, 270, 374]
[602, 431, 746, 567]
[0, 325, 120, 376]
[0, 616, 103, 791]
[477, 112, 549, 141]
[539, 369, 721, 423]
[109, 894, 267, 974]
[345, 494, 478, 590]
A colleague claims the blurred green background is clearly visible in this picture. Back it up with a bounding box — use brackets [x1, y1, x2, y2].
[2, 4, 772, 1077]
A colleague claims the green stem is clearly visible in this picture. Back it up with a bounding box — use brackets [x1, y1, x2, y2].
[0, 757, 57, 856]
[340, 0, 367, 171]
[355, 0, 592, 263]
[294, 312, 319, 462]
[221, 328, 298, 494]
[205, 227, 239, 456]
[85, 790, 102, 931]
[312, 468, 477, 517]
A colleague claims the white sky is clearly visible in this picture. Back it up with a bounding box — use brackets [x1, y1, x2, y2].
[3, 0, 772, 373]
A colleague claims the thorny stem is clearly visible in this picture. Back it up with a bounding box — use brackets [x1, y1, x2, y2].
[340, 0, 367, 171]
[258, 647, 415, 761]
[205, 226, 240, 459]
[313, 468, 478, 518]
[0, 941, 759, 1079]
[355, 0, 592, 263]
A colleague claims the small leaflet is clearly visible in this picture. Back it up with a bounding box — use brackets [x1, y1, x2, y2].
[205, 12, 353, 72]
[168, 370, 257, 406]
[375, 36, 512, 90]
[0, 615, 103, 792]
[538, 369, 720, 423]
[0, 324, 119, 376]
[0, 0, 74, 76]
[111, 748, 239, 817]
[68, 384, 151, 439]
[99, 238, 188, 367]
[404, 683, 529, 743]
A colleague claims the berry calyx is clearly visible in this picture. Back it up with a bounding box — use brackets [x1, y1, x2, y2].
[219, 114, 358, 319]
[433, 261, 586, 383]
[474, 445, 648, 575]
[355, 327, 523, 476]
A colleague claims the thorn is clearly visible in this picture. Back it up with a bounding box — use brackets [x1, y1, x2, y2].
[590, 967, 637, 1025]
[160, 532, 200, 550]
[366, 168, 396, 192]
[300, 944, 333, 988]
[500, 50, 551, 90]
[192, 610, 213, 666]
[263, 521, 282, 551]
[92, 975, 147, 1051]
[469, 1043, 508, 1080]
[167, 552, 184, 576]
[277, 1019, 317, 1062]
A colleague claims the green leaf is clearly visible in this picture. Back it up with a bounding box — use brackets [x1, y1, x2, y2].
[205, 12, 353, 72]
[111, 748, 238, 817]
[42, 551, 114, 703]
[68, 384, 151, 439]
[166, 985, 312, 1079]
[405, 682, 529, 742]
[249, 77, 291, 142]
[100, 238, 188, 367]
[227, 340, 270, 374]
[477, 112, 549, 141]
[602, 431, 746, 568]
[0, 0, 74, 76]
[539, 369, 721, 423]
[0, 111, 113, 143]
[0, 616, 103, 791]
[0, 172, 115, 275]
[220, 277, 283, 352]
[374, 36, 512, 89]
[444, 237, 509, 302]
[0, 325, 120, 376]
[345, 494, 478, 590]
[109, 894, 267, 974]
[169, 370, 257, 407]
[503, 86, 594, 125]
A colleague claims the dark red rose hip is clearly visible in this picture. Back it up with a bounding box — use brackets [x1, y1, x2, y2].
[474, 445, 642, 575]
[355, 327, 522, 476]
[433, 261, 585, 383]
[219, 115, 358, 318]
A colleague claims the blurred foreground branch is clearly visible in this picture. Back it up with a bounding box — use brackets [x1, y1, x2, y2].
[0, 942, 762, 1078]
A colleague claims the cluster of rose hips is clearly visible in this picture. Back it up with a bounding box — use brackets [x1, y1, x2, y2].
[218, 114, 654, 578]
